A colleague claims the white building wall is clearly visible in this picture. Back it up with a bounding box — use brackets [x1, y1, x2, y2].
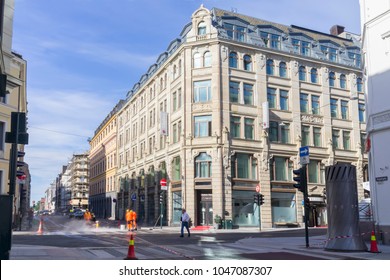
[360, 0, 390, 243]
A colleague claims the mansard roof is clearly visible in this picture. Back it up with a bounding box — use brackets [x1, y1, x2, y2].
[212, 8, 358, 48]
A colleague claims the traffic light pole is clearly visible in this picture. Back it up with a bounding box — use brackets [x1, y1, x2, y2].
[258, 198, 261, 232]
[303, 164, 309, 248]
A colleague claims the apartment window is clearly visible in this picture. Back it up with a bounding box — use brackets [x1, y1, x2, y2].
[329, 72, 336, 87]
[229, 52, 238, 68]
[194, 115, 212, 137]
[230, 116, 241, 138]
[271, 157, 293, 181]
[178, 88, 182, 109]
[173, 123, 178, 143]
[341, 100, 349, 120]
[267, 87, 277, 109]
[198, 21, 206, 35]
[293, 39, 311, 56]
[244, 118, 254, 140]
[243, 83, 253, 105]
[269, 121, 290, 143]
[232, 153, 257, 180]
[260, 32, 281, 49]
[311, 95, 320, 115]
[173, 92, 177, 111]
[313, 127, 322, 147]
[225, 23, 245, 42]
[229, 81, 240, 103]
[195, 152, 212, 178]
[330, 98, 338, 118]
[193, 53, 202, 68]
[321, 46, 338, 62]
[301, 125, 310, 146]
[332, 129, 340, 149]
[243, 55, 252, 71]
[279, 62, 287, 78]
[308, 160, 324, 184]
[299, 66, 306, 81]
[357, 77, 363, 92]
[348, 52, 361, 68]
[266, 59, 274, 75]
[204, 51, 212, 67]
[300, 93, 309, 113]
[269, 121, 278, 142]
[280, 90, 289, 111]
[360, 133, 366, 153]
[178, 121, 181, 142]
[343, 131, 351, 150]
[359, 103, 365, 123]
[310, 68, 318, 83]
[340, 74, 346, 89]
[172, 157, 181, 181]
[194, 80, 212, 102]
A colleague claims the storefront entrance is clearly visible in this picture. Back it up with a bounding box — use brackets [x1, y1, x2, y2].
[197, 191, 213, 226]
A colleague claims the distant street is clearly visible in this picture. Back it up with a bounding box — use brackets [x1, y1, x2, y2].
[9, 214, 343, 260]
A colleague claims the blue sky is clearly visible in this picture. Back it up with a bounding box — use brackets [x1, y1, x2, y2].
[12, 0, 361, 204]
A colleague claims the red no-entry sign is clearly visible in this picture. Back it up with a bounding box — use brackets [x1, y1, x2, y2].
[160, 178, 167, 190]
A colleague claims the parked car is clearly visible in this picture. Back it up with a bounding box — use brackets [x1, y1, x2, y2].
[73, 210, 84, 219]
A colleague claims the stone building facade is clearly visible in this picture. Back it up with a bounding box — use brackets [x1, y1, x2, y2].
[115, 6, 367, 228]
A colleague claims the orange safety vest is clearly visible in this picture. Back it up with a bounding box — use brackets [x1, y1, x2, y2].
[125, 211, 132, 222]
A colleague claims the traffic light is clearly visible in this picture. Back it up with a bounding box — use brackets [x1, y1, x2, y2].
[253, 193, 259, 204]
[159, 191, 165, 204]
[293, 167, 307, 193]
[16, 151, 26, 179]
[259, 193, 264, 205]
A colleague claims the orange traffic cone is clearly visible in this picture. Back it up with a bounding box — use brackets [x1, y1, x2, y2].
[124, 234, 138, 260]
[37, 218, 43, 235]
[370, 231, 380, 253]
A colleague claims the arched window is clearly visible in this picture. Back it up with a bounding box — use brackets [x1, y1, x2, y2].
[299, 66, 306, 81]
[195, 152, 212, 178]
[178, 59, 182, 75]
[198, 21, 206, 35]
[266, 59, 274, 75]
[204, 51, 212, 67]
[279, 62, 287, 78]
[193, 52, 202, 68]
[243, 54, 252, 71]
[310, 68, 318, 83]
[329, 72, 336, 87]
[340, 74, 346, 89]
[229, 52, 238, 68]
[357, 77, 363, 92]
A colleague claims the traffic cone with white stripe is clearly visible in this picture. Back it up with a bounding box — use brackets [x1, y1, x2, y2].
[370, 231, 381, 253]
[124, 234, 138, 260]
[36, 218, 43, 235]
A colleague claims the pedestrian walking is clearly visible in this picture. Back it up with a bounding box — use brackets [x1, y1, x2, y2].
[180, 208, 191, 237]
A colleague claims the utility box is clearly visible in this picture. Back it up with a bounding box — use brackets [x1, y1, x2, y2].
[324, 164, 367, 251]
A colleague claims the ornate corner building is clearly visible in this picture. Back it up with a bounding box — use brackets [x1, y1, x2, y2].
[111, 6, 367, 228]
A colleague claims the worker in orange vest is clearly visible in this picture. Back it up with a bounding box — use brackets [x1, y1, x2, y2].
[125, 209, 132, 231]
[84, 209, 92, 224]
[132, 211, 137, 231]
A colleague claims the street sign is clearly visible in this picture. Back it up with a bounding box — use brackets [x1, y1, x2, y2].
[299, 146, 310, 165]
[256, 184, 260, 193]
[160, 178, 167, 190]
[131, 193, 136, 201]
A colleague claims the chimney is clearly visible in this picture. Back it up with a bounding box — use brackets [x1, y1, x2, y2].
[330, 25, 345, 36]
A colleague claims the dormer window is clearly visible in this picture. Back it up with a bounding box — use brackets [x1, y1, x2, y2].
[292, 39, 311, 56]
[224, 23, 246, 42]
[260, 32, 281, 49]
[321, 46, 338, 62]
[198, 21, 206, 35]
